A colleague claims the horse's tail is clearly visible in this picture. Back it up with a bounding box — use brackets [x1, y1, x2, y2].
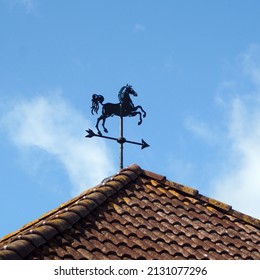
[91, 94, 104, 114]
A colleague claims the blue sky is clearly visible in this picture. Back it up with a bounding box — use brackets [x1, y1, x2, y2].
[1, 0, 260, 238]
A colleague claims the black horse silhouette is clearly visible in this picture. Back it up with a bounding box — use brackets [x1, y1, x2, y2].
[91, 84, 146, 135]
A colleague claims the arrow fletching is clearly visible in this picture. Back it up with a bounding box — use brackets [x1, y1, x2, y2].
[85, 129, 95, 138]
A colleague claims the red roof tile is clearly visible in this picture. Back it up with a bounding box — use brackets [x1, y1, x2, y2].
[0, 164, 259, 260]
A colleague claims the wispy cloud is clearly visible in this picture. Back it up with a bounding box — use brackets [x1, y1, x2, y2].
[1, 90, 116, 195]
[184, 116, 217, 143]
[168, 157, 195, 186]
[9, 0, 36, 13]
[241, 43, 260, 86]
[134, 23, 145, 32]
[211, 95, 260, 218]
[182, 45, 260, 218]
[210, 45, 260, 218]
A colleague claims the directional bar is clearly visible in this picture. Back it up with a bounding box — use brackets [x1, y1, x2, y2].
[124, 139, 150, 149]
[85, 129, 118, 141]
[85, 129, 149, 149]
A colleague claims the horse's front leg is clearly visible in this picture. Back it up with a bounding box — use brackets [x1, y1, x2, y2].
[102, 116, 108, 133]
[137, 112, 142, 125]
[96, 116, 103, 135]
[134, 105, 146, 118]
[131, 112, 142, 125]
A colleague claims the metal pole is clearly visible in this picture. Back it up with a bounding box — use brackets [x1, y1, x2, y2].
[119, 103, 123, 169]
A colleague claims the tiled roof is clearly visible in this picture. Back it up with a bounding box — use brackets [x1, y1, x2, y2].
[0, 164, 259, 260]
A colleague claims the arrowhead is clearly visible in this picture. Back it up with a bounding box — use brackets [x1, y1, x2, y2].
[85, 129, 95, 138]
[141, 139, 149, 149]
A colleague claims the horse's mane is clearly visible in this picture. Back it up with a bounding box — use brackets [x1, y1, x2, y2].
[118, 85, 131, 102]
[118, 86, 126, 102]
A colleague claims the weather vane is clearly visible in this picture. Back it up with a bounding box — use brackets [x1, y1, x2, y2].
[85, 84, 149, 169]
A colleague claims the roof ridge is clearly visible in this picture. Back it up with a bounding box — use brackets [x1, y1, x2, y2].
[141, 169, 260, 229]
[0, 164, 143, 260]
[1, 164, 259, 260]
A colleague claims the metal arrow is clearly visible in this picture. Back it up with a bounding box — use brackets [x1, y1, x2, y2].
[122, 138, 150, 149]
[85, 129, 149, 150]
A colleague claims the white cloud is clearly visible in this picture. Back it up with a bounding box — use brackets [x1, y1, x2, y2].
[181, 45, 260, 218]
[210, 46, 260, 218]
[1, 91, 116, 195]
[212, 96, 260, 218]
